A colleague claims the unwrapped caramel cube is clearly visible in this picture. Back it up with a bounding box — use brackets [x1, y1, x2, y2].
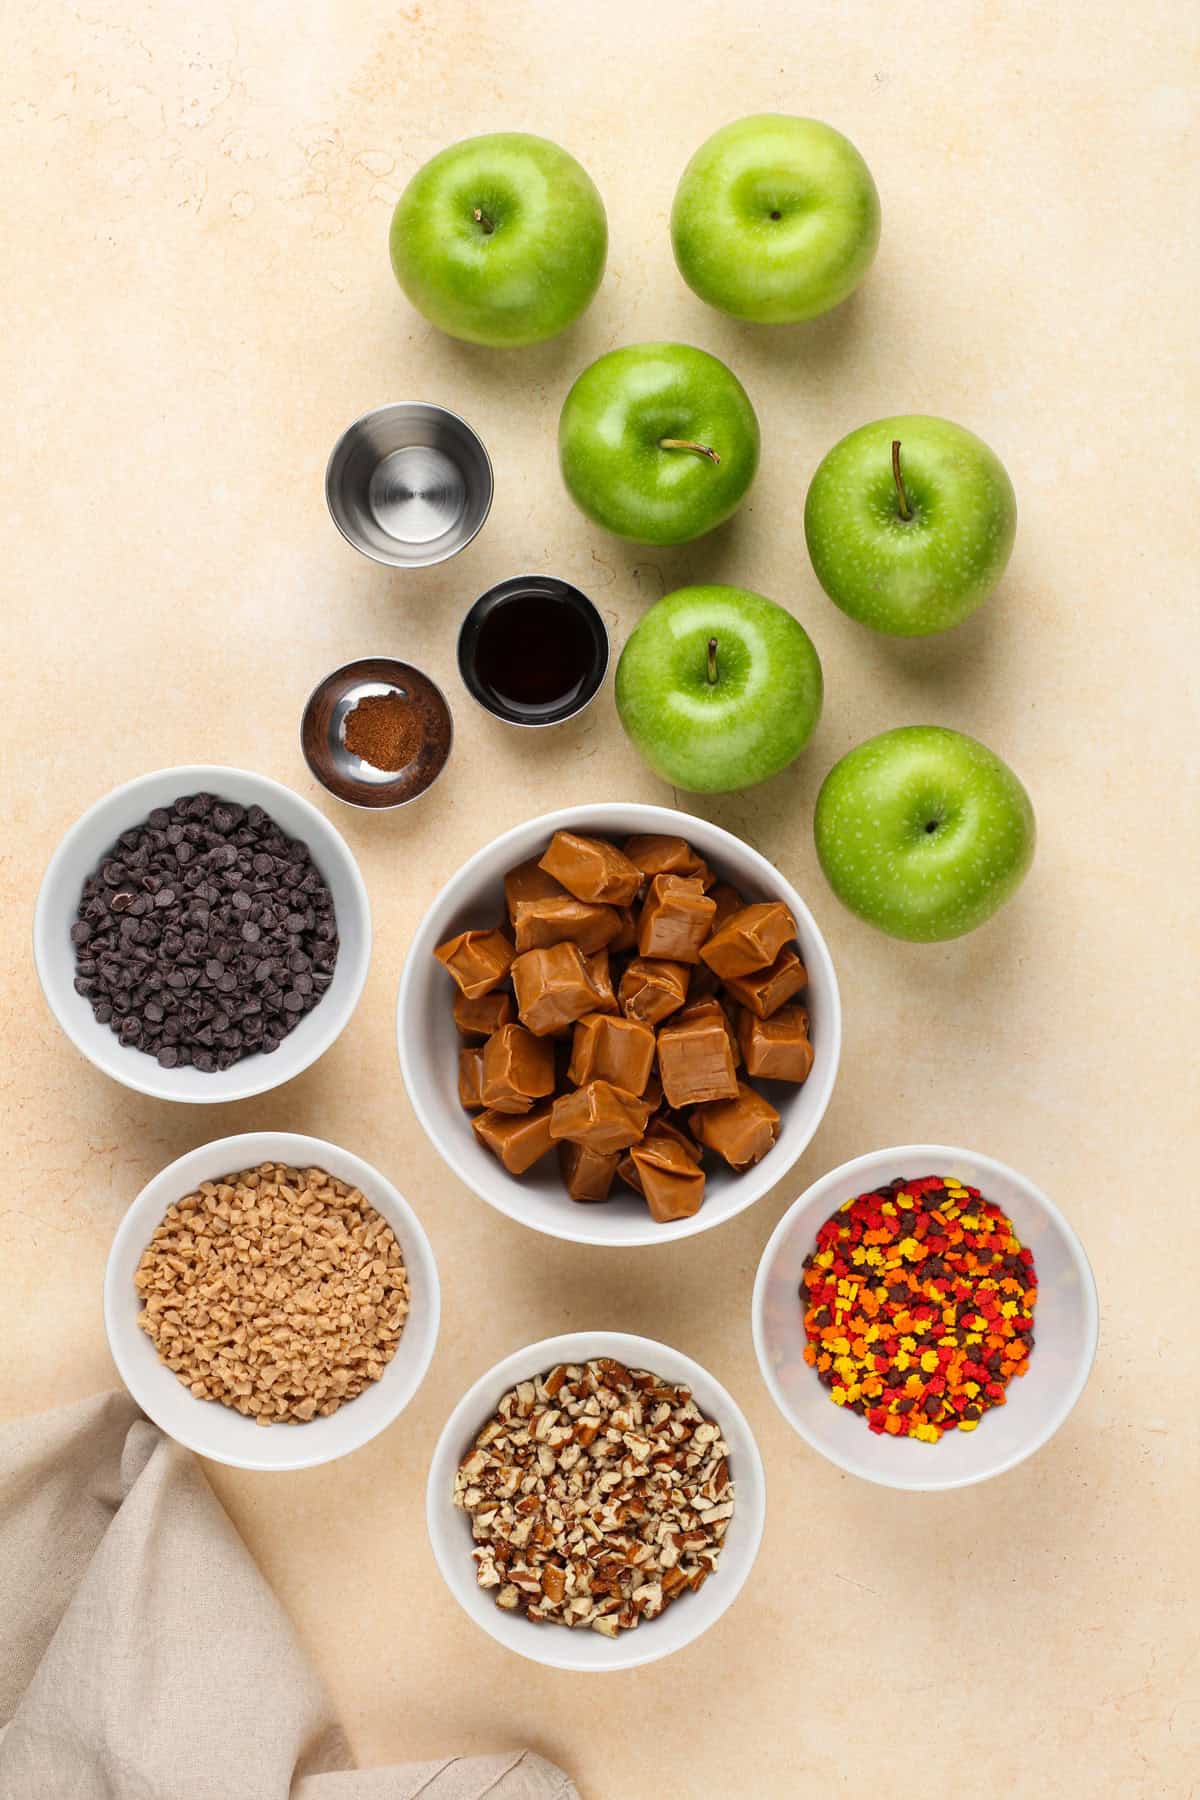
[504, 858, 566, 920]
[618, 1115, 700, 1193]
[708, 883, 745, 933]
[692, 1081, 780, 1169]
[473, 1104, 556, 1174]
[657, 999, 739, 1107]
[453, 989, 515, 1040]
[737, 1004, 813, 1083]
[636, 875, 716, 964]
[585, 949, 619, 1013]
[481, 1023, 555, 1114]
[511, 894, 621, 955]
[548, 1081, 652, 1154]
[622, 834, 712, 889]
[512, 942, 600, 1036]
[619, 957, 689, 1027]
[700, 901, 797, 980]
[558, 1140, 620, 1203]
[610, 907, 639, 953]
[722, 946, 807, 1019]
[627, 1136, 706, 1222]
[567, 1012, 656, 1096]
[434, 929, 515, 999]
[458, 1046, 485, 1110]
[539, 831, 643, 906]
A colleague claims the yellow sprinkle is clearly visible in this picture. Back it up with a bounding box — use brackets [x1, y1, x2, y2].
[881, 1201, 897, 1215]
[957, 1419, 978, 1432]
[963, 1382, 980, 1398]
[815, 1249, 834, 1267]
[900, 1336, 917, 1353]
[831, 1387, 847, 1406]
[896, 1352, 910, 1372]
[920, 1350, 940, 1374]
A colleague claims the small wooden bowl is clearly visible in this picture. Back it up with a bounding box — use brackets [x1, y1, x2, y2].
[301, 657, 453, 810]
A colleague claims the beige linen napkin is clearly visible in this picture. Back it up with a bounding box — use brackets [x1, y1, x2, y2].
[0, 1392, 578, 1800]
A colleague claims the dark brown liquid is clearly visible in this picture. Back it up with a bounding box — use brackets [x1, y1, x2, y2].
[473, 591, 597, 715]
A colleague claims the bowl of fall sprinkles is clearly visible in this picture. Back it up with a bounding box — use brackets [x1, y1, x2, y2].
[752, 1146, 1098, 1491]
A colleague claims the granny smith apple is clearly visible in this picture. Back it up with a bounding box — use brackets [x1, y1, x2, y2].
[389, 133, 607, 347]
[805, 416, 1017, 635]
[671, 115, 881, 324]
[616, 584, 822, 792]
[814, 726, 1035, 941]
[559, 343, 759, 545]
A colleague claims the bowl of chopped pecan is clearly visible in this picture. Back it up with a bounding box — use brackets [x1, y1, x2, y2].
[426, 1331, 766, 1669]
[105, 1131, 440, 1471]
[397, 802, 842, 1246]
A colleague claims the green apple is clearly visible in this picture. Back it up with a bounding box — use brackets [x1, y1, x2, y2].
[670, 115, 881, 324]
[805, 416, 1017, 635]
[558, 343, 759, 545]
[616, 584, 822, 792]
[389, 133, 607, 347]
[814, 726, 1035, 941]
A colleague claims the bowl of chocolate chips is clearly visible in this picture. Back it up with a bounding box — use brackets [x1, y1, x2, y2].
[397, 803, 841, 1246]
[35, 765, 371, 1102]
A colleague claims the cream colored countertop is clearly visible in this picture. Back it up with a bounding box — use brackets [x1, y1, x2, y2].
[3, 4, 1197, 1795]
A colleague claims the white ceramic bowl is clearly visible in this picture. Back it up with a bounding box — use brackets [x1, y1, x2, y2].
[753, 1145, 1099, 1491]
[396, 802, 841, 1247]
[104, 1132, 440, 1472]
[34, 765, 371, 1103]
[427, 1330, 766, 1671]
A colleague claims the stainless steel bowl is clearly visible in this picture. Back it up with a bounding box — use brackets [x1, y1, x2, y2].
[325, 403, 493, 568]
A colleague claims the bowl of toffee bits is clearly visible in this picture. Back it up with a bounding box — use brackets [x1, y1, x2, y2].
[105, 1132, 440, 1471]
[34, 766, 371, 1102]
[427, 1331, 766, 1670]
[752, 1145, 1099, 1491]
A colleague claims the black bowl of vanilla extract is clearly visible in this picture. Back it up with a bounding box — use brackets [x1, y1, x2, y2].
[457, 575, 610, 728]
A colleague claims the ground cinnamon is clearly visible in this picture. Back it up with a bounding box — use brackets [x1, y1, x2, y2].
[343, 691, 422, 771]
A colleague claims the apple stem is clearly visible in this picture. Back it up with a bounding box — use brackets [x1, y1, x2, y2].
[473, 206, 495, 236]
[891, 439, 912, 521]
[707, 637, 719, 684]
[659, 437, 721, 465]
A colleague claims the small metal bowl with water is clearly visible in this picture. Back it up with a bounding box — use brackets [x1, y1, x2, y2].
[301, 657, 454, 810]
[325, 403, 493, 569]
